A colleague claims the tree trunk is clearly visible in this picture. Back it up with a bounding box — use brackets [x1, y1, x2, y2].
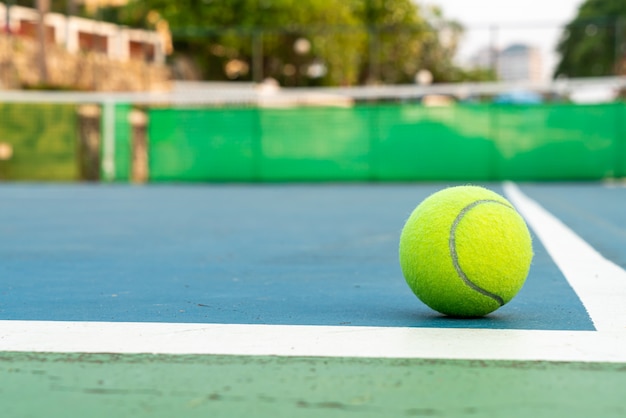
[36, 0, 49, 85]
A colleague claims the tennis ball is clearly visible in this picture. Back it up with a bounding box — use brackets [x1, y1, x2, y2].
[399, 185, 533, 317]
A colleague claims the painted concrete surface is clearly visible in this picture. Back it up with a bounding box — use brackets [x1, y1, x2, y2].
[0, 183, 593, 330]
[2, 352, 626, 418]
[2, 182, 626, 417]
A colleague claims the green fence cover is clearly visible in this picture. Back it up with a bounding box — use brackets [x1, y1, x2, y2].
[492, 104, 619, 180]
[110, 103, 133, 182]
[5, 101, 620, 183]
[149, 107, 258, 181]
[147, 102, 626, 182]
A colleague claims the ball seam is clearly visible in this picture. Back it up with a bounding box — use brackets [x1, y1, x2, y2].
[449, 199, 513, 306]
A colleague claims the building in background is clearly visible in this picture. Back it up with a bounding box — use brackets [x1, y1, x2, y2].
[0, 3, 167, 64]
[497, 43, 542, 83]
[467, 43, 543, 83]
[0, 2, 171, 90]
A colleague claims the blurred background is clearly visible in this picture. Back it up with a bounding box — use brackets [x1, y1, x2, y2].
[1, 0, 624, 89]
[0, 0, 625, 183]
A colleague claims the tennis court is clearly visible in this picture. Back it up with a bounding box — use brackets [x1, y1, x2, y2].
[1, 82, 626, 417]
[1, 180, 626, 417]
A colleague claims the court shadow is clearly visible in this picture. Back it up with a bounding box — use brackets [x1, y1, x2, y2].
[423, 313, 518, 329]
[386, 307, 521, 330]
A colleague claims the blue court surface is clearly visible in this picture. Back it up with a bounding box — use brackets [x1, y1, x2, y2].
[0, 182, 600, 330]
[2, 182, 626, 418]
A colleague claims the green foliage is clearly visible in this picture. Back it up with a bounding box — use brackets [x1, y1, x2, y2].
[13, 0, 85, 16]
[68, 0, 487, 86]
[355, 0, 428, 84]
[13, 0, 63, 11]
[418, 5, 470, 83]
[554, 0, 626, 78]
[0, 103, 78, 181]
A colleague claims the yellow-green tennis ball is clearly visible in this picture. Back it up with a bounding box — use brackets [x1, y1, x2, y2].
[399, 185, 533, 317]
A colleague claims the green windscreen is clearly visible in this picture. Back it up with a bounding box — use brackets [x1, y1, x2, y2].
[110, 103, 133, 182]
[1, 101, 622, 182]
[147, 102, 626, 182]
[492, 104, 619, 180]
[373, 104, 495, 181]
[149, 107, 258, 181]
[258, 106, 371, 181]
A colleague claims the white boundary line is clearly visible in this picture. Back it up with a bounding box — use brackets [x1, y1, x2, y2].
[504, 182, 626, 333]
[0, 320, 625, 362]
[1, 183, 625, 361]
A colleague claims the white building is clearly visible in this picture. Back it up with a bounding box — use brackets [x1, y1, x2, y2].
[467, 43, 544, 83]
[497, 43, 543, 83]
[0, 3, 168, 64]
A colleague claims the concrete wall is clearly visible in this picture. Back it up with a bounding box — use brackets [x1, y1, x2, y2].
[0, 34, 170, 91]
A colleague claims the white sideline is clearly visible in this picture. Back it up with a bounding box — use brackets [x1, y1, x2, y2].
[503, 182, 626, 333]
[0, 321, 625, 362]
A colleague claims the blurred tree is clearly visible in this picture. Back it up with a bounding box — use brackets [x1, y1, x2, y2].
[15, 0, 71, 14]
[36, 0, 49, 85]
[75, 0, 485, 86]
[357, 0, 429, 84]
[554, 0, 626, 78]
[115, 0, 367, 85]
[418, 4, 468, 83]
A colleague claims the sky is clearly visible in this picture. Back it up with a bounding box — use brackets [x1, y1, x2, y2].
[419, 0, 584, 80]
